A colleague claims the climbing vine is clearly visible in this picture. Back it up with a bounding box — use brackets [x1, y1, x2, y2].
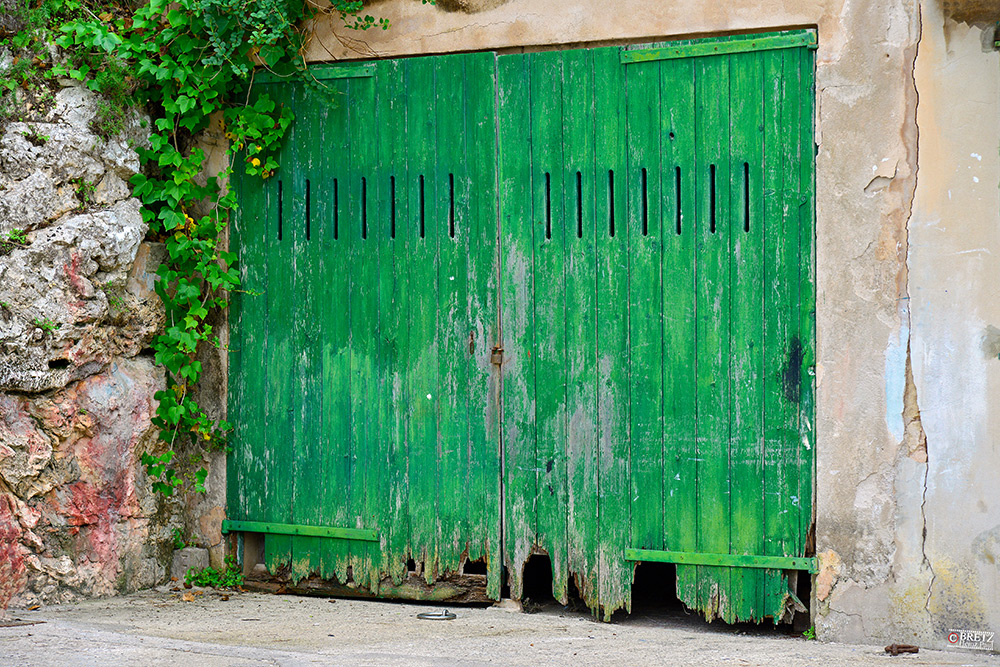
[1, 0, 390, 495]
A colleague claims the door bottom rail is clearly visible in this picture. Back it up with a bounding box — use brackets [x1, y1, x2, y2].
[625, 548, 817, 573]
[221, 520, 377, 542]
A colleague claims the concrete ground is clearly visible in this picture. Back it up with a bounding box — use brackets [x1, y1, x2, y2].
[2, 590, 999, 667]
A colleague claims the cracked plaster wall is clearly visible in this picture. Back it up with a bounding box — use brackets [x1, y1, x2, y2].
[299, 0, 1000, 649]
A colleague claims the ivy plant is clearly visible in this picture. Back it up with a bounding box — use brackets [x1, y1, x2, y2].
[48, 0, 388, 496]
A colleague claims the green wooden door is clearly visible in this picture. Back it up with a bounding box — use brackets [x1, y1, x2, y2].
[496, 33, 815, 622]
[228, 30, 815, 623]
[227, 53, 504, 599]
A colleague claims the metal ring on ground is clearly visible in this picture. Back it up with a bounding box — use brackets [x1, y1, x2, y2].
[416, 609, 456, 621]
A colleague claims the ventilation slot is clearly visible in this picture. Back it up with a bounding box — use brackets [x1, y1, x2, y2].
[743, 162, 750, 233]
[675, 167, 682, 235]
[545, 172, 551, 240]
[449, 173, 455, 239]
[419, 175, 425, 239]
[709, 164, 716, 235]
[305, 179, 311, 241]
[641, 167, 648, 237]
[277, 180, 283, 241]
[361, 177, 367, 240]
[576, 171, 583, 239]
[390, 176, 396, 240]
[333, 179, 339, 241]
[608, 169, 616, 238]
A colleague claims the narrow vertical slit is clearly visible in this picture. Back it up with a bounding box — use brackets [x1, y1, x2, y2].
[361, 177, 367, 240]
[641, 167, 648, 237]
[419, 175, 425, 239]
[743, 162, 750, 233]
[709, 164, 716, 235]
[608, 169, 615, 238]
[390, 176, 396, 240]
[277, 180, 283, 241]
[576, 171, 583, 239]
[449, 173, 455, 239]
[333, 178, 339, 241]
[305, 179, 311, 241]
[675, 167, 682, 235]
[545, 172, 551, 240]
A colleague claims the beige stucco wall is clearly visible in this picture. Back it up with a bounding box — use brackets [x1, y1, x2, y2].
[295, 0, 999, 650]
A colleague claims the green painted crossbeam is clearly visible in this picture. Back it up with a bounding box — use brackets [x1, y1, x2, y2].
[221, 520, 377, 542]
[621, 31, 816, 64]
[253, 63, 374, 84]
[625, 549, 818, 574]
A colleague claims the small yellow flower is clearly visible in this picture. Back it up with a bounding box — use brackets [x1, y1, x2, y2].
[251, 157, 261, 167]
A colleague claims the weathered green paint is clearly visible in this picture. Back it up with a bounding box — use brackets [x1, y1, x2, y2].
[625, 549, 818, 573]
[253, 63, 374, 84]
[620, 31, 817, 64]
[221, 520, 378, 542]
[229, 30, 815, 624]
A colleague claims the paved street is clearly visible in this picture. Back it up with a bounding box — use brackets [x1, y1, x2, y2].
[3, 590, 999, 666]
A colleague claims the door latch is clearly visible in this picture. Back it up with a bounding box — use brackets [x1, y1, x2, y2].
[491, 346, 504, 366]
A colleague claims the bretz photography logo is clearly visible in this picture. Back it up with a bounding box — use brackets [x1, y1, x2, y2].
[947, 629, 994, 651]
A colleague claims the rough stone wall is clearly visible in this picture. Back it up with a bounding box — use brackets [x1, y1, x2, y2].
[0, 82, 176, 612]
[300, 0, 1000, 651]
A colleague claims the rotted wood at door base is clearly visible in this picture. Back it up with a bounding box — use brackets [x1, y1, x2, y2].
[228, 31, 815, 624]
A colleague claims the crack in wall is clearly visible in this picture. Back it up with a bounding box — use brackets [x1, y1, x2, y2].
[904, 0, 936, 623]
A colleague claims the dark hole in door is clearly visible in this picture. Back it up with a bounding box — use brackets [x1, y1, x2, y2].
[629, 562, 683, 615]
[419, 175, 425, 239]
[675, 167, 682, 235]
[521, 554, 557, 607]
[544, 172, 551, 240]
[333, 178, 339, 240]
[641, 167, 648, 236]
[390, 176, 396, 239]
[608, 169, 616, 237]
[709, 164, 717, 234]
[449, 173, 455, 238]
[277, 180, 283, 241]
[463, 558, 487, 575]
[743, 161, 750, 232]
[576, 171, 583, 239]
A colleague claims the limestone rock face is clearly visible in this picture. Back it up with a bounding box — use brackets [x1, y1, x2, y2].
[0, 85, 160, 394]
[0, 82, 177, 613]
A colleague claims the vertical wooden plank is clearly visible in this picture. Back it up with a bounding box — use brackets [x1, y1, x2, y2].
[226, 147, 244, 523]
[497, 53, 537, 600]
[561, 47, 600, 612]
[347, 73, 379, 590]
[375, 57, 410, 587]
[318, 78, 353, 582]
[463, 51, 502, 597]
[624, 58, 664, 559]
[797, 44, 816, 573]
[228, 135, 260, 526]
[659, 56, 699, 607]
[262, 83, 294, 571]
[405, 57, 441, 582]
[433, 55, 470, 578]
[528, 50, 569, 603]
[594, 46, 631, 619]
[762, 47, 792, 618]
[728, 50, 766, 621]
[289, 80, 322, 582]
[693, 53, 732, 619]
